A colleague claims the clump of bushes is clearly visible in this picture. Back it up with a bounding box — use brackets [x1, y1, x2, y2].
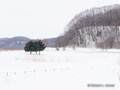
[24, 40, 46, 55]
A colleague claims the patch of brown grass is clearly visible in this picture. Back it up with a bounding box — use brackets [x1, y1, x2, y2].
[0, 48, 24, 51]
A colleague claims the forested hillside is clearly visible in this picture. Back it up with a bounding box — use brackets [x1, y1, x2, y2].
[55, 4, 120, 50]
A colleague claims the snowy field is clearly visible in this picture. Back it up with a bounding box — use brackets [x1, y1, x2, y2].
[0, 48, 120, 90]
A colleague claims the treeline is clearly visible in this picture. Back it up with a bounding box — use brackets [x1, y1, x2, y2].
[55, 4, 120, 50]
[24, 40, 46, 54]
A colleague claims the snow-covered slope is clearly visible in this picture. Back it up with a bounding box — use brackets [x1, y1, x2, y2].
[0, 48, 120, 90]
[0, 36, 30, 49]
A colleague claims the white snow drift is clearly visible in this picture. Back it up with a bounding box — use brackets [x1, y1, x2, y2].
[0, 48, 120, 90]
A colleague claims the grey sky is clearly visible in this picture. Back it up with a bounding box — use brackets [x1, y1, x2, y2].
[0, 0, 119, 39]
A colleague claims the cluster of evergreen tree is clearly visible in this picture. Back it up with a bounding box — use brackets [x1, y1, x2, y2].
[24, 40, 46, 55]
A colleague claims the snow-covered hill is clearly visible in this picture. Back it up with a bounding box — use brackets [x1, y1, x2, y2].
[0, 36, 56, 49]
[0, 36, 30, 49]
[60, 4, 120, 49]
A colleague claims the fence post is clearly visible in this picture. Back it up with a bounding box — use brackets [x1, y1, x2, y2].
[14, 72, 16, 75]
[7, 72, 8, 76]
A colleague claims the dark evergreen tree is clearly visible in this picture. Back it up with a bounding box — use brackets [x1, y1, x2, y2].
[24, 41, 34, 54]
[33, 41, 38, 54]
[24, 40, 46, 55]
[37, 40, 46, 55]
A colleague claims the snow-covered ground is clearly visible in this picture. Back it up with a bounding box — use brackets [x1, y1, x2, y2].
[0, 48, 120, 90]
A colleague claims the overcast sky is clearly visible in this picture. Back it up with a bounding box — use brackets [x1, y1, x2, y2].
[0, 0, 119, 39]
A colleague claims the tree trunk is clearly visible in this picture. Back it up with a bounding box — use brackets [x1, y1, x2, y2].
[39, 51, 40, 55]
[63, 47, 66, 51]
[56, 47, 59, 51]
[73, 44, 76, 50]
